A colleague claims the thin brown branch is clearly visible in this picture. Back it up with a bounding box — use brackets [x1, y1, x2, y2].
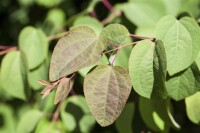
[0, 47, 17, 55]
[128, 34, 155, 41]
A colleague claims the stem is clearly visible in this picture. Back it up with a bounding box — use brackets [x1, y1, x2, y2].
[98, 36, 119, 47]
[111, 49, 120, 66]
[48, 31, 69, 41]
[90, 9, 98, 18]
[102, 41, 140, 55]
[0, 47, 17, 55]
[101, 0, 113, 11]
[128, 34, 155, 41]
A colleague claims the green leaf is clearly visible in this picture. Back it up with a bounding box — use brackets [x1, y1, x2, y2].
[46, 8, 65, 27]
[195, 52, 200, 70]
[61, 95, 95, 133]
[28, 59, 49, 90]
[19, 26, 48, 70]
[156, 15, 200, 75]
[115, 103, 135, 133]
[185, 92, 200, 124]
[122, 1, 166, 27]
[100, 24, 130, 46]
[1, 51, 29, 100]
[139, 97, 180, 132]
[166, 64, 200, 101]
[84, 65, 132, 126]
[73, 16, 103, 35]
[35, 0, 62, 7]
[54, 78, 70, 104]
[152, 40, 167, 99]
[129, 40, 155, 98]
[0, 104, 16, 133]
[49, 26, 107, 81]
[16, 110, 43, 133]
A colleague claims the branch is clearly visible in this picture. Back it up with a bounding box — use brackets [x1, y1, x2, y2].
[0, 46, 17, 55]
[101, 0, 113, 11]
[128, 34, 155, 41]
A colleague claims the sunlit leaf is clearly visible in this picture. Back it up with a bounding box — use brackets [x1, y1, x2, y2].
[1, 51, 29, 100]
[100, 24, 130, 46]
[73, 16, 103, 35]
[166, 64, 200, 101]
[156, 15, 200, 75]
[49, 26, 107, 81]
[84, 65, 132, 126]
[185, 92, 200, 124]
[129, 40, 155, 98]
[19, 26, 48, 69]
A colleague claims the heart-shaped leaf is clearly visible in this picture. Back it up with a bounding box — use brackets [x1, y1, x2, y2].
[49, 26, 107, 81]
[84, 65, 132, 126]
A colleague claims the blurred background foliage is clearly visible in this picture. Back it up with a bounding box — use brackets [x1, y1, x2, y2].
[0, 0, 200, 133]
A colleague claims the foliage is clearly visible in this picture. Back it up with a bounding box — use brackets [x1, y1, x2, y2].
[1, 0, 200, 132]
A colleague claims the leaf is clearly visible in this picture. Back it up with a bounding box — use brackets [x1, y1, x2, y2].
[19, 26, 48, 69]
[54, 78, 70, 104]
[78, 55, 109, 77]
[49, 26, 107, 81]
[129, 40, 155, 98]
[122, 1, 166, 27]
[156, 15, 200, 75]
[151, 40, 167, 99]
[29, 60, 49, 90]
[139, 97, 180, 132]
[16, 110, 43, 133]
[0, 104, 16, 133]
[166, 64, 200, 101]
[100, 24, 130, 46]
[41, 84, 55, 99]
[84, 65, 132, 126]
[115, 103, 135, 133]
[61, 95, 96, 133]
[35, 0, 62, 7]
[0, 51, 30, 100]
[185, 92, 200, 124]
[73, 16, 103, 35]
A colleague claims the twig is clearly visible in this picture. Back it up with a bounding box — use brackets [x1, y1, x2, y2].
[48, 31, 69, 41]
[90, 9, 98, 19]
[128, 34, 155, 41]
[111, 49, 120, 66]
[102, 41, 140, 55]
[98, 36, 119, 48]
[0, 47, 17, 55]
[101, 0, 113, 11]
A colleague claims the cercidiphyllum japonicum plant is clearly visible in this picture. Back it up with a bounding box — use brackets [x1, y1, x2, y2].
[37, 14, 200, 128]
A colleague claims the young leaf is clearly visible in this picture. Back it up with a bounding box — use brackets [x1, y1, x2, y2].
[19, 26, 48, 70]
[84, 65, 132, 127]
[185, 92, 200, 124]
[129, 40, 155, 98]
[49, 26, 107, 81]
[1, 51, 30, 100]
[156, 15, 200, 75]
[54, 78, 70, 104]
[166, 64, 200, 101]
[37, 80, 49, 86]
[151, 40, 167, 99]
[100, 24, 130, 46]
